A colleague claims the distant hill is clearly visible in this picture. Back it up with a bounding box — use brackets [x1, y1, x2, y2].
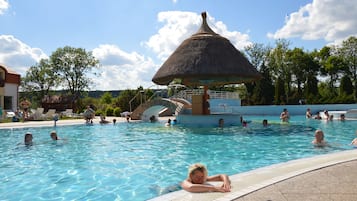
[88, 90, 122, 98]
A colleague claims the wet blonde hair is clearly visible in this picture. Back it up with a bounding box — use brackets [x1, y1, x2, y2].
[315, 129, 324, 141]
[188, 163, 208, 180]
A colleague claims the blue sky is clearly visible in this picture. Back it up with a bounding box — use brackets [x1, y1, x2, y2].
[0, 0, 356, 90]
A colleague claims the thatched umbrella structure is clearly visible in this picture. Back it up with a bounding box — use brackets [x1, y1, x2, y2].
[152, 12, 261, 87]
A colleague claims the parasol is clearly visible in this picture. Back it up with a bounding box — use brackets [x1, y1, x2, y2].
[20, 99, 31, 109]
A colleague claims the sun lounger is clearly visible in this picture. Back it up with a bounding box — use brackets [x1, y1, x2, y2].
[62, 109, 74, 117]
[29, 108, 45, 120]
[44, 109, 56, 120]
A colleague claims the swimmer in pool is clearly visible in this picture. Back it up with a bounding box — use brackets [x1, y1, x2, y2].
[280, 108, 290, 122]
[24, 132, 33, 146]
[50, 131, 60, 140]
[312, 129, 327, 147]
[181, 163, 231, 193]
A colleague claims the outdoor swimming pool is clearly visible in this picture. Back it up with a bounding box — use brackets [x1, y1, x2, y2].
[1, 116, 356, 201]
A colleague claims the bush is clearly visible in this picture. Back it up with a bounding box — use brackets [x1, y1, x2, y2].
[95, 109, 104, 116]
[106, 107, 114, 116]
[113, 107, 122, 117]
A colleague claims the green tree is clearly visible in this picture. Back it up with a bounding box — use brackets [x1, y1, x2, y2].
[305, 75, 319, 104]
[114, 89, 137, 112]
[338, 36, 357, 98]
[100, 92, 113, 104]
[50, 46, 99, 100]
[340, 75, 353, 95]
[274, 77, 285, 105]
[252, 63, 274, 105]
[268, 39, 291, 104]
[324, 55, 346, 94]
[244, 43, 271, 104]
[21, 59, 59, 104]
[286, 48, 321, 103]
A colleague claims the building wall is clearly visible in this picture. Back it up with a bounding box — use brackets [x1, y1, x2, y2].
[0, 68, 5, 110]
[5, 83, 19, 111]
[0, 65, 20, 114]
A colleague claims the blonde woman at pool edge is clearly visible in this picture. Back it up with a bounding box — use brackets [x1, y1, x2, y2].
[181, 163, 231, 193]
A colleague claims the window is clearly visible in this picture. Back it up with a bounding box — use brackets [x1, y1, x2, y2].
[4, 96, 12, 110]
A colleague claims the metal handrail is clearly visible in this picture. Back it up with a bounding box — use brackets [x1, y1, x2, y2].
[129, 85, 165, 112]
[172, 89, 240, 100]
[129, 91, 144, 113]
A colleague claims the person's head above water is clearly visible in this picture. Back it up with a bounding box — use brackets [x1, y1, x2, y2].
[50, 131, 58, 140]
[187, 163, 208, 184]
[24, 132, 33, 145]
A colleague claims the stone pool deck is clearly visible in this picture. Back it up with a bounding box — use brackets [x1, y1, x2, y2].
[1, 117, 357, 201]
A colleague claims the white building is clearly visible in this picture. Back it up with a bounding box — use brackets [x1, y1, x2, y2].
[0, 64, 21, 116]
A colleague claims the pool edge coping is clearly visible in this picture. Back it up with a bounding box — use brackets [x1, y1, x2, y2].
[148, 149, 357, 201]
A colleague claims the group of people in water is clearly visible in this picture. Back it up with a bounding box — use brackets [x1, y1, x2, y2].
[23, 130, 64, 146]
[19, 105, 357, 195]
[305, 108, 346, 121]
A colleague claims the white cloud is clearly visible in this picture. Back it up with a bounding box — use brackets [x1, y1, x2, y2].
[144, 11, 251, 61]
[92, 44, 158, 90]
[268, 0, 357, 45]
[0, 35, 48, 75]
[0, 37, 157, 90]
[0, 0, 9, 15]
[0, 11, 253, 91]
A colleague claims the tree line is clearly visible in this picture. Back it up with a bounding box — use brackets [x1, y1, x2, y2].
[20, 37, 356, 114]
[241, 36, 356, 105]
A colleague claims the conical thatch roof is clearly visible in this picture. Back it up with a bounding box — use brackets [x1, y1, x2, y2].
[152, 12, 261, 87]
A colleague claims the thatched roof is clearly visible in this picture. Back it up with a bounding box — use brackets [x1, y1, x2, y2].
[152, 12, 261, 87]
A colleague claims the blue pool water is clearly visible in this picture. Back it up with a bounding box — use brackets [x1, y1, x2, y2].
[1, 116, 356, 201]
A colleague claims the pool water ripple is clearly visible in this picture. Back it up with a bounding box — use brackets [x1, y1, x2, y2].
[0, 116, 356, 200]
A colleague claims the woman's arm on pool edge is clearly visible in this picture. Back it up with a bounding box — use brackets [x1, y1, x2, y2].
[207, 174, 231, 190]
[181, 179, 230, 193]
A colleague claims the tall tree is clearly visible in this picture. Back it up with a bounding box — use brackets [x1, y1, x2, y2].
[274, 77, 285, 105]
[305, 74, 319, 104]
[340, 75, 353, 95]
[252, 63, 274, 105]
[324, 55, 346, 94]
[50, 46, 99, 100]
[244, 43, 271, 104]
[287, 48, 320, 102]
[21, 58, 59, 104]
[268, 39, 291, 104]
[338, 36, 357, 98]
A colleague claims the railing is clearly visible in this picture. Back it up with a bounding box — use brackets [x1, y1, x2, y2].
[129, 85, 165, 113]
[129, 90, 145, 113]
[172, 89, 240, 100]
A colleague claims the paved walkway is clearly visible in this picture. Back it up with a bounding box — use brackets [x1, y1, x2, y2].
[0, 116, 137, 129]
[233, 159, 357, 201]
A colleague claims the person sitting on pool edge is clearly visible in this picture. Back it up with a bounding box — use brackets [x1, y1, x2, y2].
[181, 163, 231, 193]
[312, 129, 327, 147]
[99, 114, 110, 124]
